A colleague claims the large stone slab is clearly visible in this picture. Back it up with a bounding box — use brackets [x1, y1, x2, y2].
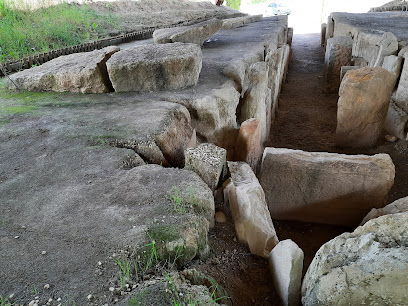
[336, 67, 395, 147]
[184, 143, 226, 191]
[106, 43, 202, 92]
[268, 240, 303, 306]
[361, 196, 408, 225]
[382, 55, 403, 83]
[302, 213, 408, 306]
[8, 46, 119, 93]
[385, 101, 408, 140]
[395, 52, 408, 110]
[224, 161, 279, 258]
[234, 118, 262, 171]
[260, 148, 395, 226]
[323, 36, 353, 93]
[153, 18, 222, 45]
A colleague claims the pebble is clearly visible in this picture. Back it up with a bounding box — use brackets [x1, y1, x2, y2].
[48, 298, 53, 303]
[215, 211, 227, 223]
[97, 261, 102, 266]
[21, 225, 26, 229]
[57, 298, 62, 302]
[44, 284, 50, 289]
[14, 236, 19, 239]
[385, 134, 398, 142]
[29, 301, 35, 306]
[109, 287, 115, 292]
[8, 294, 15, 299]
[41, 251, 47, 255]
[87, 294, 94, 301]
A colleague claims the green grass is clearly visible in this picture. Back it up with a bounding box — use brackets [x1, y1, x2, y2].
[0, 0, 120, 62]
[0, 296, 13, 306]
[226, 0, 242, 10]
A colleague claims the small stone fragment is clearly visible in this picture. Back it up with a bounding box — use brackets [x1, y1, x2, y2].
[109, 287, 115, 292]
[41, 251, 47, 255]
[385, 134, 398, 142]
[215, 211, 227, 223]
[44, 283, 50, 289]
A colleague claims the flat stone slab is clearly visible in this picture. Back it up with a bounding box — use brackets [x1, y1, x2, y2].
[153, 18, 223, 45]
[9, 46, 119, 93]
[106, 43, 202, 92]
[260, 148, 395, 226]
[302, 213, 408, 306]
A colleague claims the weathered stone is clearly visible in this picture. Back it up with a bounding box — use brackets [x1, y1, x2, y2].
[323, 36, 353, 93]
[106, 43, 202, 92]
[184, 143, 226, 191]
[234, 118, 262, 172]
[372, 32, 399, 67]
[153, 19, 222, 45]
[336, 67, 395, 147]
[239, 62, 269, 141]
[260, 148, 395, 226]
[385, 134, 398, 142]
[9, 46, 119, 93]
[361, 196, 408, 225]
[225, 161, 279, 258]
[268, 240, 304, 306]
[287, 27, 293, 46]
[395, 52, 408, 109]
[221, 15, 261, 30]
[321, 23, 327, 47]
[339, 66, 360, 82]
[382, 55, 403, 83]
[215, 211, 227, 223]
[351, 57, 368, 67]
[302, 213, 408, 306]
[326, 16, 334, 40]
[385, 101, 408, 140]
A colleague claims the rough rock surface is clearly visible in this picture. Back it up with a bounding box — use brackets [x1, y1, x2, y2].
[339, 66, 359, 82]
[268, 240, 303, 306]
[323, 36, 352, 93]
[153, 18, 222, 45]
[302, 213, 408, 306]
[260, 148, 395, 226]
[184, 143, 226, 191]
[234, 118, 262, 171]
[9, 46, 119, 93]
[106, 43, 202, 92]
[385, 101, 408, 140]
[336, 67, 395, 147]
[395, 51, 408, 109]
[361, 196, 408, 225]
[382, 55, 403, 83]
[224, 161, 279, 258]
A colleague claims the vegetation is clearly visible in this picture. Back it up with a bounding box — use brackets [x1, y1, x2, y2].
[0, 0, 120, 62]
[226, 0, 242, 10]
[0, 296, 13, 306]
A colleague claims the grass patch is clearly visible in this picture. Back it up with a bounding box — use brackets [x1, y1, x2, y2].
[0, 0, 120, 62]
[226, 0, 242, 10]
[0, 296, 13, 306]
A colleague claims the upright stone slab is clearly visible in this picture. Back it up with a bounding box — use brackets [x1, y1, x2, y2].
[360, 196, 408, 225]
[225, 162, 279, 258]
[385, 101, 408, 140]
[321, 23, 327, 47]
[260, 148, 395, 227]
[336, 67, 395, 147]
[323, 36, 353, 93]
[106, 43, 202, 92]
[382, 55, 403, 83]
[302, 213, 408, 306]
[268, 240, 304, 306]
[8, 46, 119, 93]
[395, 52, 408, 109]
[234, 118, 262, 171]
[184, 143, 226, 191]
[153, 19, 222, 45]
[340, 66, 360, 82]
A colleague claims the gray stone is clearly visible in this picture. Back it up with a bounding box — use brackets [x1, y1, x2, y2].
[395, 52, 408, 109]
[339, 66, 360, 82]
[372, 32, 399, 67]
[260, 148, 395, 226]
[321, 23, 327, 47]
[385, 101, 408, 140]
[302, 213, 408, 306]
[336, 67, 395, 147]
[382, 55, 403, 83]
[234, 118, 262, 172]
[323, 36, 353, 93]
[351, 57, 368, 67]
[225, 161, 279, 258]
[184, 143, 226, 191]
[153, 19, 222, 45]
[360, 196, 408, 225]
[106, 43, 202, 92]
[9, 46, 119, 93]
[268, 240, 303, 306]
[287, 27, 293, 46]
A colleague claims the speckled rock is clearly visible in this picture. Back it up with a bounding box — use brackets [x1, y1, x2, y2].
[106, 43, 202, 92]
[302, 213, 408, 306]
[360, 196, 408, 225]
[184, 143, 226, 191]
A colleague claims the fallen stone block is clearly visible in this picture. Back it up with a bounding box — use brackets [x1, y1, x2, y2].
[360, 196, 408, 225]
[234, 118, 262, 172]
[385, 101, 408, 140]
[153, 19, 222, 45]
[395, 52, 408, 109]
[260, 148, 395, 226]
[323, 36, 353, 93]
[372, 32, 399, 67]
[336, 67, 395, 147]
[382, 55, 403, 83]
[225, 161, 279, 258]
[339, 66, 360, 82]
[302, 213, 408, 306]
[9, 46, 119, 93]
[268, 240, 304, 306]
[287, 27, 293, 46]
[106, 43, 202, 92]
[184, 143, 226, 191]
